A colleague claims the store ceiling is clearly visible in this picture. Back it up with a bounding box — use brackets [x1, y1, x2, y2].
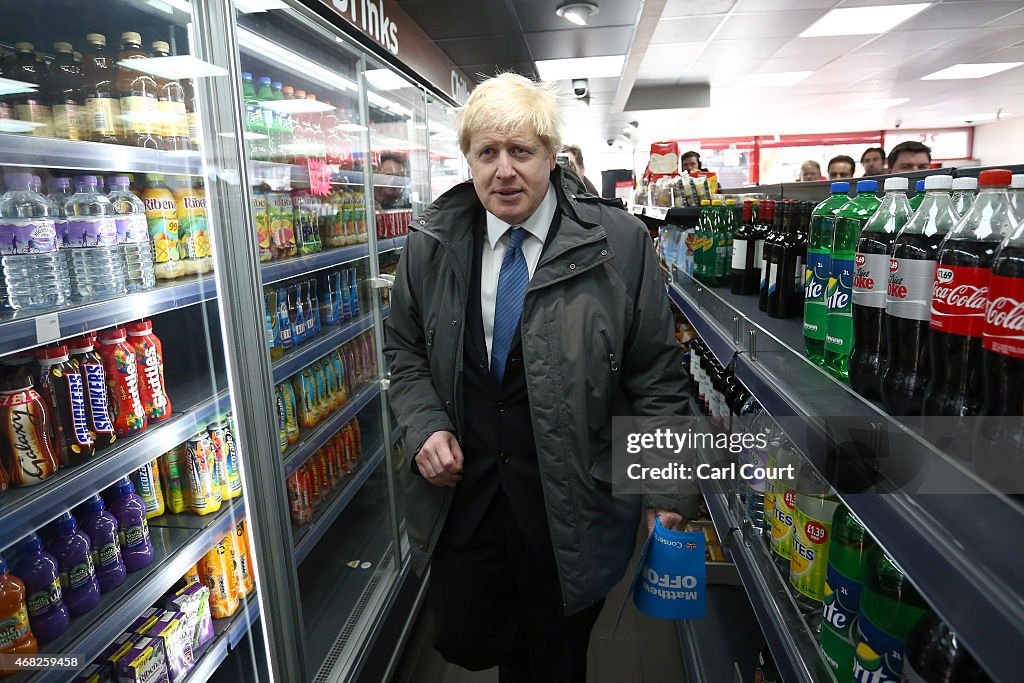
[400, 0, 1023, 164]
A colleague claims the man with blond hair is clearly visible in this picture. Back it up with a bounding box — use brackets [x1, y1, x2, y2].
[384, 73, 697, 681]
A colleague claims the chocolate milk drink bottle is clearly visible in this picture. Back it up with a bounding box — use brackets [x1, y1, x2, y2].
[881, 175, 958, 416]
[849, 177, 912, 400]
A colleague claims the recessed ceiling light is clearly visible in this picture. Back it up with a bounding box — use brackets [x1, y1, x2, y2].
[536, 55, 624, 81]
[844, 98, 910, 110]
[955, 112, 1012, 122]
[735, 71, 813, 88]
[556, 2, 599, 26]
[800, 3, 931, 38]
[921, 62, 1023, 80]
[366, 69, 411, 91]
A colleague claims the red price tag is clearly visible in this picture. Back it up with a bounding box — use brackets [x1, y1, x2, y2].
[805, 520, 828, 545]
[307, 159, 332, 196]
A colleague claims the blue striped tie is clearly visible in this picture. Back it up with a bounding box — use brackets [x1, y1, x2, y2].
[491, 227, 529, 382]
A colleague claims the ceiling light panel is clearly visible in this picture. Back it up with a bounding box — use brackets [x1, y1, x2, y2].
[800, 3, 932, 37]
[535, 55, 625, 81]
[843, 97, 910, 109]
[921, 62, 1023, 79]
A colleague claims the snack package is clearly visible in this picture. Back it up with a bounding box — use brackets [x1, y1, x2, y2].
[145, 611, 195, 682]
[164, 581, 214, 650]
[97, 632, 139, 679]
[115, 635, 170, 683]
[643, 141, 681, 186]
[73, 663, 111, 682]
[127, 607, 164, 635]
[183, 563, 200, 587]
[198, 535, 239, 619]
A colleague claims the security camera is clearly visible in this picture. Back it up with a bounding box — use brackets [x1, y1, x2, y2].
[607, 139, 615, 146]
[572, 78, 589, 98]
[894, 119, 903, 129]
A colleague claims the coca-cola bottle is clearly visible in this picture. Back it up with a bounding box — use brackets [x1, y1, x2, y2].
[981, 193, 1024, 417]
[923, 169, 1016, 417]
[951, 176, 977, 217]
[882, 175, 958, 416]
[849, 177, 912, 400]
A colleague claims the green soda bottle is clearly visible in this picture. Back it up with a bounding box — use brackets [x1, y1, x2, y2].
[695, 199, 712, 282]
[804, 182, 850, 365]
[909, 180, 925, 211]
[707, 199, 723, 284]
[819, 506, 874, 683]
[789, 466, 840, 630]
[716, 199, 736, 286]
[853, 544, 930, 683]
[241, 72, 264, 161]
[824, 180, 881, 382]
[256, 76, 274, 162]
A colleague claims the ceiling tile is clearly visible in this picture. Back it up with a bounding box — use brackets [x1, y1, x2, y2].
[770, 35, 873, 58]
[511, 0, 642, 32]
[396, 0, 521, 40]
[662, 0, 738, 18]
[650, 15, 726, 44]
[735, 0, 837, 9]
[707, 37, 791, 60]
[641, 42, 708, 67]
[894, 1, 1023, 31]
[856, 28, 963, 54]
[435, 35, 533, 64]
[939, 26, 1024, 51]
[716, 10, 829, 40]
[524, 26, 633, 60]
[990, 7, 1024, 27]
[756, 53, 840, 73]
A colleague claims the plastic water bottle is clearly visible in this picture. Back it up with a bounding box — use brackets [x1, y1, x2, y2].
[0, 172, 69, 310]
[107, 176, 156, 291]
[742, 399, 773, 532]
[41, 177, 73, 301]
[65, 175, 126, 300]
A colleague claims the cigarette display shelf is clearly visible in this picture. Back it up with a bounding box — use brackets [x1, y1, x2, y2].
[281, 381, 381, 476]
[12, 500, 245, 683]
[668, 267, 1024, 682]
[0, 381, 230, 553]
[271, 311, 375, 383]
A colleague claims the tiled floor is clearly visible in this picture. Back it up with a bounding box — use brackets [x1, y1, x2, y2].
[393, 534, 686, 683]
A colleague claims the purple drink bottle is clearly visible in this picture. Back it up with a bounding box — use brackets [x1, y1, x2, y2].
[46, 512, 101, 617]
[11, 533, 70, 643]
[107, 477, 154, 571]
[76, 494, 126, 592]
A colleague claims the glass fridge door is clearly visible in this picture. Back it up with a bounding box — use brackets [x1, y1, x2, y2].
[0, 0, 275, 681]
[232, 2, 403, 680]
[425, 94, 467, 202]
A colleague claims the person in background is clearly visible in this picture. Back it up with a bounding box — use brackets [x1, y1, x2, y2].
[800, 160, 823, 181]
[375, 152, 410, 209]
[385, 73, 697, 683]
[827, 155, 856, 180]
[887, 141, 932, 172]
[561, 144, 599, 195]
[681, 150, 704, 174]
[860, 147, 885, 176]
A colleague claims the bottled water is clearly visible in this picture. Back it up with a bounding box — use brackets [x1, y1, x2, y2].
[41, 177, 72, 301]
[65, 175, 126, 300]
[739, 397, 772, 531]
[107, 176, 156, 291]
[0, 172, 69, 310]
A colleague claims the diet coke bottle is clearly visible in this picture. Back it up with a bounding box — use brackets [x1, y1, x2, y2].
[924, 170, 1016, 417]
[881, 175, 958, 416]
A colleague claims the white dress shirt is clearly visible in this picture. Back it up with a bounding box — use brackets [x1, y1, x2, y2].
[481, 183, 557, 361]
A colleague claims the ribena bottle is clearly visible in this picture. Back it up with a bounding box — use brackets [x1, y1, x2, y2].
[923, 169, 1015, 416]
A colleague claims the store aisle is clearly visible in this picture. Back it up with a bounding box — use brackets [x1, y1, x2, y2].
[393, 533, 686, 683]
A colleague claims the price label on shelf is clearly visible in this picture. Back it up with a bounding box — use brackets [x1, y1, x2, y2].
[34, 312, 60, 344]
[307, 158, 332, 197]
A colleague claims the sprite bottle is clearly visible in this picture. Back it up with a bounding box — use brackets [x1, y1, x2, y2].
[824, 180, 881, 382]
[790, 466, 840, 630]
[695, 199, 712, 282]
[853, 544, 929, 683]
[716, 199, 736, 287]
[819, 506, 873, 683]
[909, 180, 925, 211]
[707, 199, 724, 284]
[804, 182, 850, 364]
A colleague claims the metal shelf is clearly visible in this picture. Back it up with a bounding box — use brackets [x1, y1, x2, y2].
[377, 234, 408, 254]
[180, 598, 261, 683]
[0, 133, 203, 175]
[669, 269, 1024, 683]
[0, 386, 230, 553]
[21, 501, 245, 683]
[294, 441, 387, 563]
[262, 244, 370, 285]
[282, 382, 381, 476]
[0, 275, 217, 357]
[272, 313, 375, 383]
[632, 205, 702, 221]
[249, 160, 411, 189]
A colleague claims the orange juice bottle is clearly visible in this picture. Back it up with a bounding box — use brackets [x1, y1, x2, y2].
[173, 177, 213, 275]
[0, 553, 38, 673]
[143, 175, 185, 280]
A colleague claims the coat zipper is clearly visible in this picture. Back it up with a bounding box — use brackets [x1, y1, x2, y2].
[599, 329, 619, 372]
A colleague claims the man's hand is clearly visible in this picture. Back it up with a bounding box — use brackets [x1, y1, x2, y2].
[415, 431, 464, 487]
[646, 508, 686, 534]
